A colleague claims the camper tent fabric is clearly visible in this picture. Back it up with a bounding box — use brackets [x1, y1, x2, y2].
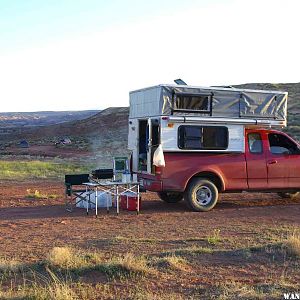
[129, 85, 287, 121]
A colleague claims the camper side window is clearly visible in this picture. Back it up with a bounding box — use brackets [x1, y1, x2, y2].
[178, 126, 228, 150]
[174, 94, 211, 113]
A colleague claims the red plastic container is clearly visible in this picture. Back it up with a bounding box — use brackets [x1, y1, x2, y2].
[120, 192, 141, 211]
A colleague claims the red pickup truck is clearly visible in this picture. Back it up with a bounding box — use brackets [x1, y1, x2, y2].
[140, 128, 300, 211]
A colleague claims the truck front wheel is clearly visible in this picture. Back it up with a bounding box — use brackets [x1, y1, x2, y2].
[185, 178, 218, 212]
[157, 192, 183, 203]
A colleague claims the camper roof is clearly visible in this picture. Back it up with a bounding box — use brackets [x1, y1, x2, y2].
[130, 84, 288, 96]
[129, 84, 288, 126]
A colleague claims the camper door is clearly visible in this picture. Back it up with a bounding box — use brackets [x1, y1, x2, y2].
[138, 118, 160, 174]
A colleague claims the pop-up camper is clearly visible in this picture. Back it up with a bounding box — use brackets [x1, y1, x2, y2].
[128, 84, 287, 173]
[128, 84, 299, 212]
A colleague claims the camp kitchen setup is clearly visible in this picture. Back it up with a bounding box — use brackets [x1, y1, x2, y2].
[65, 80, 289, 214]
[65, 157, 141, 216]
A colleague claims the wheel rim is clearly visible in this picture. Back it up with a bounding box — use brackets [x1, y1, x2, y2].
[195, 186, 212, 206]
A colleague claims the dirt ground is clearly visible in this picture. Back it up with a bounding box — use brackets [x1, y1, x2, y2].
[0, 180, 300, 298]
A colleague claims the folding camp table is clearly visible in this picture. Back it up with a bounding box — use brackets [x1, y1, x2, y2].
[83, 180, 140, 216]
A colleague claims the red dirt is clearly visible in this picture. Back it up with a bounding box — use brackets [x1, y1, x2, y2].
[0, 179, 299, 295]
[1, 180, 299, 258]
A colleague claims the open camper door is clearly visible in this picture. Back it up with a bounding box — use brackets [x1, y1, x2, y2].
[136, 118, 153, 174]
[135, 118, 160, 174]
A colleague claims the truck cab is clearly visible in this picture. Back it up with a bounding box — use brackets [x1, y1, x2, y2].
[245, 128, 300, 191]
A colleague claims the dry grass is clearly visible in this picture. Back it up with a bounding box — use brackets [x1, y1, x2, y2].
[197, 280, 297, 300]
[43, 268, 77, 300]
[213, 281, 271, 300]
[26, 188, 48, 199]
[128, 289, 185, 300]
[0, 272, 77, 300]
[0, 281, 184, 300]
[0, 257, 22, 273]
[207, 229, 221, 245]
[47, 247, 78, 269]
[47, 247, 102, 270]
[26, 189, 58, 199]
[167, 245, 213, 257]
[112, 236, 161, 244]
[284, 233, 300, 258]
[156, 255, 188, 272]
[47, 247, 152, 279]
[1, 238, 300, 300]
[116, 253, 149, 274]
[101, 253, 153, 278]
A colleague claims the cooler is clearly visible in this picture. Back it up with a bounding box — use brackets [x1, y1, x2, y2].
[120, 191, 141, 211]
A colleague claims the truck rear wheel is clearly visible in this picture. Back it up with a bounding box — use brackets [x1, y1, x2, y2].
[185, 178, 218, 212]
[277, 192, 300, 199]
[157, 192, 183, 203]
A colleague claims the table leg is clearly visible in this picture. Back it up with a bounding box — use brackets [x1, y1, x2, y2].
[106, 192, 109, 214]
[114, 186, 117, 207]
[137, 184, 140, 215]
[116, 186, 119, 215]
[86, 186, 89, 215]
[95, 187, 98, 218]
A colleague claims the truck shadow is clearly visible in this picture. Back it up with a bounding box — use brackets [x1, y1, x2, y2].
[0, 204, 87, 221]
[142, 193, 300, 213]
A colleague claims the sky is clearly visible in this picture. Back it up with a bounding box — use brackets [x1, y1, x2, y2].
[0, 0, 299, 112]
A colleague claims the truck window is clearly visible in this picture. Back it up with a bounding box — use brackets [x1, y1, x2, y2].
[248, 133, 263, 154]
[268, 133, 300, 155]
[178, 126, 228, 150]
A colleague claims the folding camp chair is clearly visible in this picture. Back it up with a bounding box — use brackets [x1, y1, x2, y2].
[65, 174, 90, 212]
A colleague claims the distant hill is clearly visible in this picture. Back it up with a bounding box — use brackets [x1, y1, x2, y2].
[0, 107, 129, 165]
[0, 107, 128, 139]
[0, 110, 100, 128]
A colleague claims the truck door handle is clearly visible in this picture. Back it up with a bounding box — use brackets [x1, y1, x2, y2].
[268, 160, 278, 165]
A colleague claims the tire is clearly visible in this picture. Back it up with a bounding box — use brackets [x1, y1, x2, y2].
[277, 192, 300, 199]
[184, 178, 218, 212]
[157, 192, 183, 203]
